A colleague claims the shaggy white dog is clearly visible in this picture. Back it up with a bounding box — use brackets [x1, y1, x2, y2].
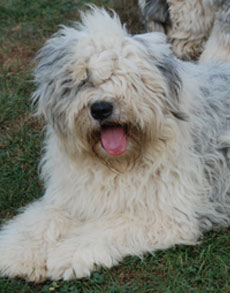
[139, 0, 230, 61]
[0, 8, 230, 282]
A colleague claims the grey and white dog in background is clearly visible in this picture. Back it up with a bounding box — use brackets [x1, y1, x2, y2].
[0, 7, 230, 282]
[139, 0, 230, 61]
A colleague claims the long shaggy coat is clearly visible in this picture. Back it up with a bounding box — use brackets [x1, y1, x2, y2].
[0, 8, 230, 282]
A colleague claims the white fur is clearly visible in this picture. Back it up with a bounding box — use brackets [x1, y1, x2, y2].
[0, 8, 230, 282]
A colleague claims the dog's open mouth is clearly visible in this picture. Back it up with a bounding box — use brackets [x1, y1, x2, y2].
[101, 123, 127, 156]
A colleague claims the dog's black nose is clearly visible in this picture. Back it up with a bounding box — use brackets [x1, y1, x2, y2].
[90, 101, 113, 121]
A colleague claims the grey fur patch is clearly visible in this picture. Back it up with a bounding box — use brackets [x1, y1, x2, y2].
[156, 57, 181, 102]
[134, 34, 186, 120]
[32, 26, 92, 134]
[156, 57, 187, 121]
[216, 1, 230, 33]
[143, 0, 170, 27]
[49, 78, 90, 134]
[190, 64, 230, 228]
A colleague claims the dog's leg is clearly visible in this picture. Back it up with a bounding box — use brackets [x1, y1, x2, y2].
[0, 200, 76, 282]
[200, 2, 230, 62]
[46, 214, 199, 281]
[46, 218, 147, 280]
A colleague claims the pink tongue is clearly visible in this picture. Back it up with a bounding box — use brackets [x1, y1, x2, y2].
[101, 127, 127, 156]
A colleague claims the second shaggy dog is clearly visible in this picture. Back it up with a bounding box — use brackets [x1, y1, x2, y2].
[139, 0, 230, 61]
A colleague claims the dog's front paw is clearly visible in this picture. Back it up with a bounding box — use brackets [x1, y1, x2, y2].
[47, 255, 92, 281]
[47, 243, 116, 280]
[0, 242, 47, 282]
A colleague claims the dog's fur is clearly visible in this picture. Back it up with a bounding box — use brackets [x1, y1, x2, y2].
[0, 8, 230, 282]
[139, 0, 230, 61]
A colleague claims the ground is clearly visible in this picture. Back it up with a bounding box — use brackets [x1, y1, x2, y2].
[0, 0, 230, 292]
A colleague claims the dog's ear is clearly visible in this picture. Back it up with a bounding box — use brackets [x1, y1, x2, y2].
[155, 56, 187, 121]
[31, 24, 90, 129]
[134, 33, 187, 121]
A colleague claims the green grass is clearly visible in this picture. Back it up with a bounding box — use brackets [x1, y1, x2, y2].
[0, 0, 230, 292]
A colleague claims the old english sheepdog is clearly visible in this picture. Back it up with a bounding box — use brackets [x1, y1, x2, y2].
[139, 0, 230, 61]
[0, 7, 230, 282]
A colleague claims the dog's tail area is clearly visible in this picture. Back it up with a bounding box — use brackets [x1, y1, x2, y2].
[200, 1, 230, 63]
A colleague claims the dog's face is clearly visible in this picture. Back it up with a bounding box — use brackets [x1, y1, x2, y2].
[33, 8, 184, 169]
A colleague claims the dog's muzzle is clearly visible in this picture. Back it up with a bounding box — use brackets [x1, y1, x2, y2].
[90, 101, 127, 157]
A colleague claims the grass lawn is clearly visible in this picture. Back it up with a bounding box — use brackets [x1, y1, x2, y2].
[0, 0, 229, 292]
